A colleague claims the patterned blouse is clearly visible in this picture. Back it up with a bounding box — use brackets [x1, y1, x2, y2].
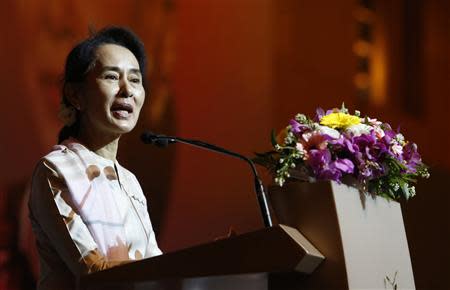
[29, 139, 162, 290]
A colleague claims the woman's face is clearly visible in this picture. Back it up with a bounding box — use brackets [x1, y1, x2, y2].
[78, 43, 145, 137]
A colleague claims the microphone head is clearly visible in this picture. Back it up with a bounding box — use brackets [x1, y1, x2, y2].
[154, 139, 170, 148]
[141, 131, 172, 148]
[140, 131, 158, 144]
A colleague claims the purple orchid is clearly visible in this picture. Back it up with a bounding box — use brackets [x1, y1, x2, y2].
[289, 119, 310, 135]
[266, 105, 429, 201]
[402, 142, 422, 173]
[307, 149, 355, 182]
[313, 107, 325, 122]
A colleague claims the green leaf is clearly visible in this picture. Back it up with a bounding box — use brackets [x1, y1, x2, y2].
[341, 102, 348, 113]
[271, 129, 278, 147]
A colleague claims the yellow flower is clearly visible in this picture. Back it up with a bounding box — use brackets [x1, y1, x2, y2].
[320, 112, 361, 129]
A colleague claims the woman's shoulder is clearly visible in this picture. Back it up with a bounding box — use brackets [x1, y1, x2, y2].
[43, 144, 71, 159]
[40, 144, 80, 167]
[44, 139, 89, 159]
[35, 142, 90, 181]
[30, 147, 70, 200]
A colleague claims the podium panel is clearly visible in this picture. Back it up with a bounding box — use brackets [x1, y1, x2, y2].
[270, 180, 415, 289]
[80, 225, 324, 290]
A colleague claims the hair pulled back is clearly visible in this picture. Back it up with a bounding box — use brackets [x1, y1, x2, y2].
[58, 26, 147, 143]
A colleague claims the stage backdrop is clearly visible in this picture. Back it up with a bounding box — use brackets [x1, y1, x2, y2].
[0, 0, 448, 289]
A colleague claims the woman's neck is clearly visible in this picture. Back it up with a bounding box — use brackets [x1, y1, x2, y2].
[92, 139, 120, 161]
[76, 127, 121, 161]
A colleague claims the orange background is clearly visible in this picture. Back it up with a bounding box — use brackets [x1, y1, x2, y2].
[0, 0, 448, 289]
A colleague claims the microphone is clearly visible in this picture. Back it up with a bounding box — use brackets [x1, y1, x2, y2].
[141, 132, 174, 148]
[141, 131, 273, 228]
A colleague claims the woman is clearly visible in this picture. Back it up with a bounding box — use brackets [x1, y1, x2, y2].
[29, 26, 162, 290]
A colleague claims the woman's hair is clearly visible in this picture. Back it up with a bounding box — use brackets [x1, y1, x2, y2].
[58, 26, 148, 143]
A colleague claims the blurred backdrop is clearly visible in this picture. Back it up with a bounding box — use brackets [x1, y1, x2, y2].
[0, 0, 448, 289]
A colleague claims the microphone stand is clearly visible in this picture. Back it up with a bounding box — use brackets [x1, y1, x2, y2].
[142, 132, 273, 228]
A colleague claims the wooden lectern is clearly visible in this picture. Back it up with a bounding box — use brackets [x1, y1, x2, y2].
[81, 180, 415, 289]
[80, 224, 324, 290]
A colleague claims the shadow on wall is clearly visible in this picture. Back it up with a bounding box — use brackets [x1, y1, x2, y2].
[0, 181, 36, 290]
[401, 166, 450, 290]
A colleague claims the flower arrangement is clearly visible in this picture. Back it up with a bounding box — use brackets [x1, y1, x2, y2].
[255, 104, 429, 201]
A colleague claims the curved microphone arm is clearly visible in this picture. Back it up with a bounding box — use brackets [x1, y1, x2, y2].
[141, 132, 273, 228]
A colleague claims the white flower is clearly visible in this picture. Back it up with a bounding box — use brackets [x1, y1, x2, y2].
[295, 142, 308, 160]
[373, 126, 385, 139]
[345, 123, 373, 137]
[366, 117, 382, 126]
[391, 143, 403, 156]
[395, 133, 406, 145]
[410, 186, 416, 197]
[296, 142, 305, 151]
[302, 132, 313, 142]
[317, 125, 340, 139]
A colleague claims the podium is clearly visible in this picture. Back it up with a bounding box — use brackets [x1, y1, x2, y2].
[80, 180, 415, 289]
[270, 180, 416, 289]
[80, 224, 324, 290]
